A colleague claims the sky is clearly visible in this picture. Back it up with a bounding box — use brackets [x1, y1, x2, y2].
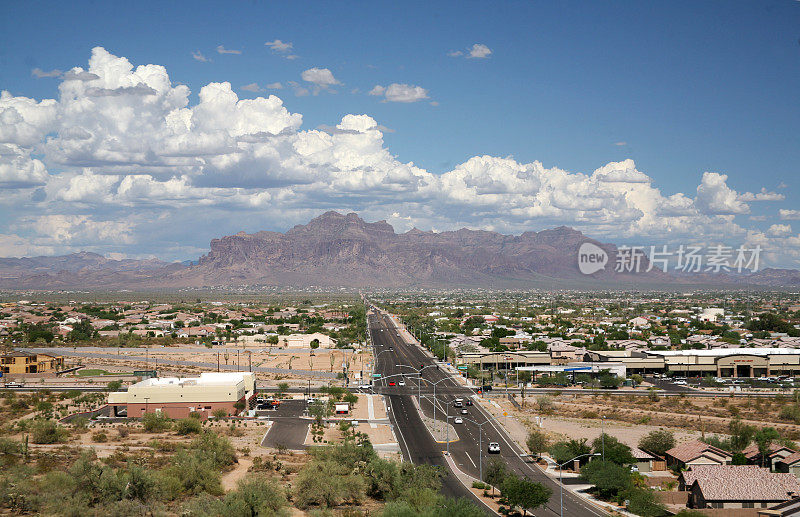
[0, 0, 799, 268]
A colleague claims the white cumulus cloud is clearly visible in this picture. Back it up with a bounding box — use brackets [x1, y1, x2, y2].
[1, 47, 798, 267]
[369, 83, 429, 103]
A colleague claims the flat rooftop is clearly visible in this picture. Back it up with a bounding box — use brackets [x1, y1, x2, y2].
[649, 347, 800, 358]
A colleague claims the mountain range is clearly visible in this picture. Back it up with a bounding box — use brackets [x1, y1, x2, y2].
[1, 211, 798, 290]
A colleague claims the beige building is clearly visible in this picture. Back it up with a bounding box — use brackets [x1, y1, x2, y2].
[108, 372, 256, 420]
[1, 352, 64, 375]
[279, 332, 338, 349]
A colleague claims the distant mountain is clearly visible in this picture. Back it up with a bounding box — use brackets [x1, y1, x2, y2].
[0, 252, 182, 290]
[0, 212, 798, 290]
[169, 211, 666, 288]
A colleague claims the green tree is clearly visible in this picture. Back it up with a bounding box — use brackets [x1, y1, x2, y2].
[67, 320, 96, 342]
[625, 486, 668, 517]
[638, 429, 675, 457]
[106, 380, 122, 392]
[593, 434, 636, 465]
[500, 474, 551, 516]
[754, 427, 781, 467]
[728, 418, 756, 452]
[548, 438, 591, 465]
[579, 460, 632, 500]
[483, 458, 507, 495]
[526, 428, 549, 459]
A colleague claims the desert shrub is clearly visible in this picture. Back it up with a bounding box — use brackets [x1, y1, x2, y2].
[91, 431, 108, 443]
[31, 419, 67, 444]
[176, 418, 202, 435]
[141, 412, 172, 433]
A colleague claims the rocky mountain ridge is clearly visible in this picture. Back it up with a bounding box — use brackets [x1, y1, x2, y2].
[0, 211, 798, 289]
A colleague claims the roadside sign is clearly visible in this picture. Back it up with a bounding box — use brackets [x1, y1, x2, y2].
[457, 365, 467, 370]
[371, 373, 382, 378]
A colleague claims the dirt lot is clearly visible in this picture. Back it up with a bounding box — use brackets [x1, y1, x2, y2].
[56, 345, 374, 389]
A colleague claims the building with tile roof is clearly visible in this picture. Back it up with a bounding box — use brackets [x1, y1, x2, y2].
[685, 465, 800, 509]
[666, 439, 733, 470]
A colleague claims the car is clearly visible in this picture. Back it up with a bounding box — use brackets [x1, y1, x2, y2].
[488, 442, 500, 454]
[3, 382, 22, 388]
[306, 398, 317, 405]
[359, 384, 372, 389]
[398, 380, 406, 386]
[465, 399, 473, 406]
[388, 381, 396, 386]
[454, 417, 463, 424]
[673, 380, 688, 385]
[453, 398, 463, 407]
[461, 408, 468, 414]
[630, 465, 639, 472]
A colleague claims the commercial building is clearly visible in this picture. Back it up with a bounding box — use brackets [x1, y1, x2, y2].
[584, 348, 800, 378]
[515, 362, 627, 379]
[108, 372, 256, 420]
[0, 351, 64, 374]
[649, 348, 800, 378]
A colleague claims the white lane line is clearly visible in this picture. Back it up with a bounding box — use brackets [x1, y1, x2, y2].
[389, 397, 413, 464]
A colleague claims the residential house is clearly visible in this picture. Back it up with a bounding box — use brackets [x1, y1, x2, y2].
[630, 447, 657, 473]
[743, 444, 797, 471]
[758, 497, 800, 516]
[666, 440, 733, 470]
[775, 453, 800, 478]
[683, 465, 800, 509]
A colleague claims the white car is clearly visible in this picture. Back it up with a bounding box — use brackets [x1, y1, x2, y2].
[461, 408, 468, 415]
[398, 380, 406, 386]
[454, 417, 463, 424]
[673, 380, 688, 385]
[488, 442, 501, 454]
[359, 384, 372, 389]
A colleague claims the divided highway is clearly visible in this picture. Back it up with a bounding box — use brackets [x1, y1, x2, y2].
[368, 311, 605, 517]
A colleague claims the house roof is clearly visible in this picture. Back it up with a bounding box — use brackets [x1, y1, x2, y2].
[743, 444, 796, 460]
[778, 452, 800, 467]
[666, 440, 732, 463]
[691, 467, 800, 502]
[681, 465, 764, 487]
[630, 447, 655, 460]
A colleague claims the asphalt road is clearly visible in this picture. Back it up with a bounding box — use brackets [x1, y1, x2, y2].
[369, 312, 605, 517]
[260, 399, 309, 449]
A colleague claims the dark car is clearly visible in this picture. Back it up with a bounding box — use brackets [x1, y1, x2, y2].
[465, 399, 473, 406]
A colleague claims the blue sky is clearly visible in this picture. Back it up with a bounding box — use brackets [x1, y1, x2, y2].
[1, 0, 799, 267]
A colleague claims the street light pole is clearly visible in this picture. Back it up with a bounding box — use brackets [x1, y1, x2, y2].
[559, 453, 600, 517]
[602, 415, 605, 462]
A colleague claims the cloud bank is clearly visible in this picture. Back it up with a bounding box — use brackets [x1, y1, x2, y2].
[0, 48, 796, 267]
